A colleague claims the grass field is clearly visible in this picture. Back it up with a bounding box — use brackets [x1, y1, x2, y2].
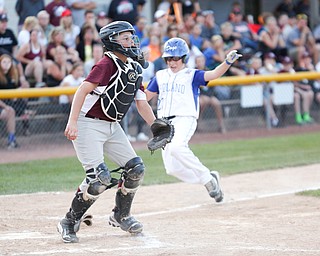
[1, 131, 320, 195]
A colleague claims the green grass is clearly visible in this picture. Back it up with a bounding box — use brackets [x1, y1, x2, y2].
[297, 189, 320, 197]
[1, 131, 320, 195]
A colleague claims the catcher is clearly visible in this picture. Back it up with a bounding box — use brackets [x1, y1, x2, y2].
[145, 37, 242, 202]
[57, 21, 165, 243]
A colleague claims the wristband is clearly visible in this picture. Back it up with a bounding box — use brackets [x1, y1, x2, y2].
[225, 59, 232, 65]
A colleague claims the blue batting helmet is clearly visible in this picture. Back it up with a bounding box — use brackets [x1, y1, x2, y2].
[162, 37, 190, 63]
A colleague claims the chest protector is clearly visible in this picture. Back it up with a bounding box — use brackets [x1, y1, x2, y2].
[100, 52, 143, 121]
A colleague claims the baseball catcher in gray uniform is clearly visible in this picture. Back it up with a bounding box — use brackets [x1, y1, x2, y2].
[57, 21, 157, 243]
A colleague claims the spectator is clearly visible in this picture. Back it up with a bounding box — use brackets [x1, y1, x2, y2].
[274, 0, 296, 18]
[96, 11, 110, 31]
[181, 13, 196, 34]
[293, 51, 315, 124]
[76, 23, 99, 63]
[197, 54, 226, 133]
[153, 43, 167, 73]
[141, 22, 163, 48]
[0, 13, 18, 56]
[294, 0, 310, 17]
[200, 10, 220, 40]
[153, 9, 169, 40]
[189, 23, 203, 50]
[277, 12, 295, 42]
[286, 13, 318, 65]
[45, 0, 68, 27]
[146, 34, 162, 63]
[46, 45, 72, 88]
[59, 8, 80, 49]
[37, 10, 54, 47]
[141, 46, 155, 83]
[66, 0, 96, 28]
[108, 0, 145, 26]
[220, 21, 242, 53]
[15, 0, 44, 31]
[203, 35, 225, 70]
[247, 54, 263, 75]
[179, 32, 203, 69]
[134, 16, 147, 41]
[46, 26, 80, 63]
[258, 52, 282, 127]
[230, 8, 258, 51]
[17, 16, 39, 47]
[258, 15, 287, 61]
[80, 10, 99, 42]
[166, 0, 200, 24]
[16, 27, 47, 88]
[0, 54, 32, 137]
[0, 12, 29, 89]
[195, 10, 205, 26]
[0, 100, 18, 149]
[59, 62, 85, 112]
[83, 42, 103, 77]
[163, 23, 179, 42]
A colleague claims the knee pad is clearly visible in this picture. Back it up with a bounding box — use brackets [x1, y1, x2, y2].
[121, 156, 145, 194]
[84, 163, 111, 200]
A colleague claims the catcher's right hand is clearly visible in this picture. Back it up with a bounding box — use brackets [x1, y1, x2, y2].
[147, 118, 175, 154]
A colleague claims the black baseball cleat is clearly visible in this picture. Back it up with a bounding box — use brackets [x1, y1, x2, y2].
[109, 212, 143, 234]
[205, 171, 224, 203]
[57, 218, 79, 243]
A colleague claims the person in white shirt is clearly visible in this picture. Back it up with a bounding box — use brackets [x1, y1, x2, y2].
[145, 37, 241, 202]
[59, 62, 85, 112]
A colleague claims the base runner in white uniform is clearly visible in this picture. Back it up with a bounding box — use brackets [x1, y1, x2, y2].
[145, 37, 242, 202]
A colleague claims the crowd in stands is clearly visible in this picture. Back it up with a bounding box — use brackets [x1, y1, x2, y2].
[0, 0, 320, 149]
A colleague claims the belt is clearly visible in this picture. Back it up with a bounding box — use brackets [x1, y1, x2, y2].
[85, 114, 115, 122]
[164, 115, 176, 120]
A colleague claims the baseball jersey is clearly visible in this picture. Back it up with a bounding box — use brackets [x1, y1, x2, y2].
[82, 52, 146, 121]
[147, 67, 207, 119]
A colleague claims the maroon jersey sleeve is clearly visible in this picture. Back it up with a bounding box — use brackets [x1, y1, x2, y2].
[85, 56, 117, 86]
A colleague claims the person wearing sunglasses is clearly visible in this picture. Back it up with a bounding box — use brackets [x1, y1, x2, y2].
[145, 37, 241, 203]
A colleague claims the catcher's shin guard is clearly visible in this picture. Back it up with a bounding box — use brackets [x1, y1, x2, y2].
[57, 191, 94, 243]
[109, 190, 143, 233]
[109, 157, 145, 233]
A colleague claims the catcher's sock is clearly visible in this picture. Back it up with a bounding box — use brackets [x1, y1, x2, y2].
[295, 114, 303, 124]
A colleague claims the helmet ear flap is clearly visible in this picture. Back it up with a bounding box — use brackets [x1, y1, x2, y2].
[182, 55, 188, 64]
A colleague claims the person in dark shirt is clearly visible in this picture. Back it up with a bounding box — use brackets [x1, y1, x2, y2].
[107, 0, 146, 25]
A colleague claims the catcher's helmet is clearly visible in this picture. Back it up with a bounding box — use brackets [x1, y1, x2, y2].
[99, 21, 141, 59]
[162, 37, 189, 63]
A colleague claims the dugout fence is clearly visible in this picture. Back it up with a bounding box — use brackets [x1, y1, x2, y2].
[0, 71, 319, 151]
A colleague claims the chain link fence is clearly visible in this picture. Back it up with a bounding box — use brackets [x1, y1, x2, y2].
[1, 74, 320, 152]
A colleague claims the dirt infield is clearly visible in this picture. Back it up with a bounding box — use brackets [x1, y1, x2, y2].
[1, 164, 320, 256]
[1, 124, 320, 255]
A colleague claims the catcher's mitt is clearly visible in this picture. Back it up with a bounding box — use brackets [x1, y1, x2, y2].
[147, 118, 175, 154]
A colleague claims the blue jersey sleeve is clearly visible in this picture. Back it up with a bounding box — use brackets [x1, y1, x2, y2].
[146, 76, 159, 94]
[193, 70, 207, 87]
